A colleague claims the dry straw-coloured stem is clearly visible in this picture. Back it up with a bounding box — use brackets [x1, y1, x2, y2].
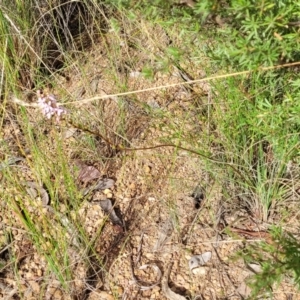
[64, 61, 300, 106]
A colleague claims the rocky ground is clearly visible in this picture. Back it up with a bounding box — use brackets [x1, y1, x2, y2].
[0, 18, 299, 300]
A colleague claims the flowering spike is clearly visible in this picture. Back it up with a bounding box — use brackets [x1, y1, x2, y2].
[37, 90, 67, 122]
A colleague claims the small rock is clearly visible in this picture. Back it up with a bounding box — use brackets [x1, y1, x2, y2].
[87, 291, 114, 300]
[189, 252, 212, 270]
[185, 254, 192, 260]
[62, 127, 77, 139]
[145, 252, 155, 260]
[129, 71, 141, 78]
[25, 272, 34, 280]
[192, 267, 206, 276]
[103, 189, 111, 195]
[59, 204, 67, 213]
[129, 183, 136, 190]
[87, 226, 93, 233]
[237, 281, 252, 298]
[53, 289, 63, 299]
[144, 165, 151, 173]
[147, 99, 160, 108]
[248, 263, 262, 273]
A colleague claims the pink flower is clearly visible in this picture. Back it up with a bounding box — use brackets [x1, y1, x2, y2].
[37, 90, 66, 122]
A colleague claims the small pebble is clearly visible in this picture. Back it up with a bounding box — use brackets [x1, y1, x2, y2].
[145, 252, 154, 260]
[25, 272, 34, 280]
[185, 254, 192, 260]
[95, 291, 114, 300]
[53, 289, 63, 299]
[129, 183, 136, 189]
[192, 267, 206, 276]
[144, 165, 151, 173]
[59, 204, 67, 213]
[87, 226, 93, 233]
[103, 189, 111, 195]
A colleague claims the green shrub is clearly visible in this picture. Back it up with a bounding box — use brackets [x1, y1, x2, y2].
[194, 0, 300, 68]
